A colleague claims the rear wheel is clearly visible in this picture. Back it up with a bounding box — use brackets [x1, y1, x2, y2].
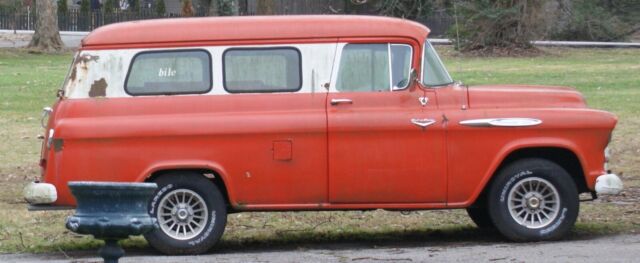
[144, 172, 227, 254]
[488, 158, 579, 241]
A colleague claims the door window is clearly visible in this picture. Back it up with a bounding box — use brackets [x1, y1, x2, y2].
[336, 43, 412, 92]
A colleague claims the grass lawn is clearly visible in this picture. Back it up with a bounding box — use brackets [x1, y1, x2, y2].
[0, 47, 638, 254]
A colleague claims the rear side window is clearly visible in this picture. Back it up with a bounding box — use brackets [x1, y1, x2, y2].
[223, 48, 302, 93]
[125, 50, 212, 95]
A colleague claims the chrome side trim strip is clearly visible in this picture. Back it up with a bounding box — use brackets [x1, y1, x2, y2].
[459, 118, 542, 127]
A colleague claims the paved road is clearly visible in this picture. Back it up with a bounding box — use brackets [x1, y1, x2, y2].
[2, 234, 639, 263]
[0, 30, 86, 48]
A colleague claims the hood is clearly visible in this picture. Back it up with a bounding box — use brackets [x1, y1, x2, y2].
[467, 85, 587, 109]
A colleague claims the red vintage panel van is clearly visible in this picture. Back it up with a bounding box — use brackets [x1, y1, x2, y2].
[24, 15, 622, 254]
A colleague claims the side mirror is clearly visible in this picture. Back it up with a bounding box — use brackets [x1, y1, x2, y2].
[392, 68, 418, 91]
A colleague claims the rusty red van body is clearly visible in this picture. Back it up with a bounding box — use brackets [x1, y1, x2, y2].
[25, 15, 621, 254]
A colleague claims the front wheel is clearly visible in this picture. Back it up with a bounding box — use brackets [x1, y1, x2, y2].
[144, 172, 227, 254]
[488, 158, 579, 241]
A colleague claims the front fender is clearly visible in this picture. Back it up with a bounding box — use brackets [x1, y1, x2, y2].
[447, 137, 587, 208]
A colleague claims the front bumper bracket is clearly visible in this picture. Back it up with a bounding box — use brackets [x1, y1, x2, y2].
[595, 173, 623, 195]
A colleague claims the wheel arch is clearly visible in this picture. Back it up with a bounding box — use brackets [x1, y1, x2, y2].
[137, 161, 235, 210]
[469, 145, 588, 208]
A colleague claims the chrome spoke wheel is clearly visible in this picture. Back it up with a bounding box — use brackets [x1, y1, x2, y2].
[507, 177, 560, 229]
[157, 189, 209, 240]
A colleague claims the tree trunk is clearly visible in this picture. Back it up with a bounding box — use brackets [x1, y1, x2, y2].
[208, 0, 220, 16]
[206, 0, 239, 17]
[256, 0, 276, 15]
[182, 0, 194, 17]
[226, 0, 239, 15]
[28, 0, 64, 52]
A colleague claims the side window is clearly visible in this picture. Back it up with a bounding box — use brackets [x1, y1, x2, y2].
[422, 41, 453, 87]
[390, 44, 412, 89]
[223, 48, 302, 93]
[336, 43, 412, 92]
[125, 50, 211, 95]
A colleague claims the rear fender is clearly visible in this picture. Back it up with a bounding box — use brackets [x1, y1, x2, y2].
[136, 160, 235, 204]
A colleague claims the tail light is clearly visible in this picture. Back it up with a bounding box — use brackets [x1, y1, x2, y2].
[41, 107, 52, 128]
[46, 129, 55, 149]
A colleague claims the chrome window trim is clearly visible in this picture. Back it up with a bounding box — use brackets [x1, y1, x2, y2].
[387, 43, 393, 91]
[420, 40, 425, 83]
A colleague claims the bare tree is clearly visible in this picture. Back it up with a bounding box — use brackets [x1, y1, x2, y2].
[452, 0, 545, 55]
[28, 0, 64, 52]
[182, 0, 194, 16]
[208, 0, 220, 16]
[207, 0, 239, 16]
[257, 0, 276, 15]
[221, 0, 239, 15]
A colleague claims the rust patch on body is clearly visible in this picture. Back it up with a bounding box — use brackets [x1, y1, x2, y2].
[77, 54, 100, 64]
[89, 78, 108, 97]
[69, 67, 77, 82]
[65, 54, 100, 97]
[71, 54, 100, 81]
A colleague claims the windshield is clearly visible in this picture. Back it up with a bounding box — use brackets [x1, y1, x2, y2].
[422, 40, 453, 87]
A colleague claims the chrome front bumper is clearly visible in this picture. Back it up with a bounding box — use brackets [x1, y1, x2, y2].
[23, 182, 57, 205]
[595, 173, 623, 195]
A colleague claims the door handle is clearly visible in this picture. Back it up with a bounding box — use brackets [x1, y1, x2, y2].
[411, 118, 436, 128]
[330, 98, 353, 105]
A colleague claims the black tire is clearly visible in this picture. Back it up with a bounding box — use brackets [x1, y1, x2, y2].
[488, 158, 579, 241]
[144, 172, 227, 255]
[466, 206, 495, 229]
